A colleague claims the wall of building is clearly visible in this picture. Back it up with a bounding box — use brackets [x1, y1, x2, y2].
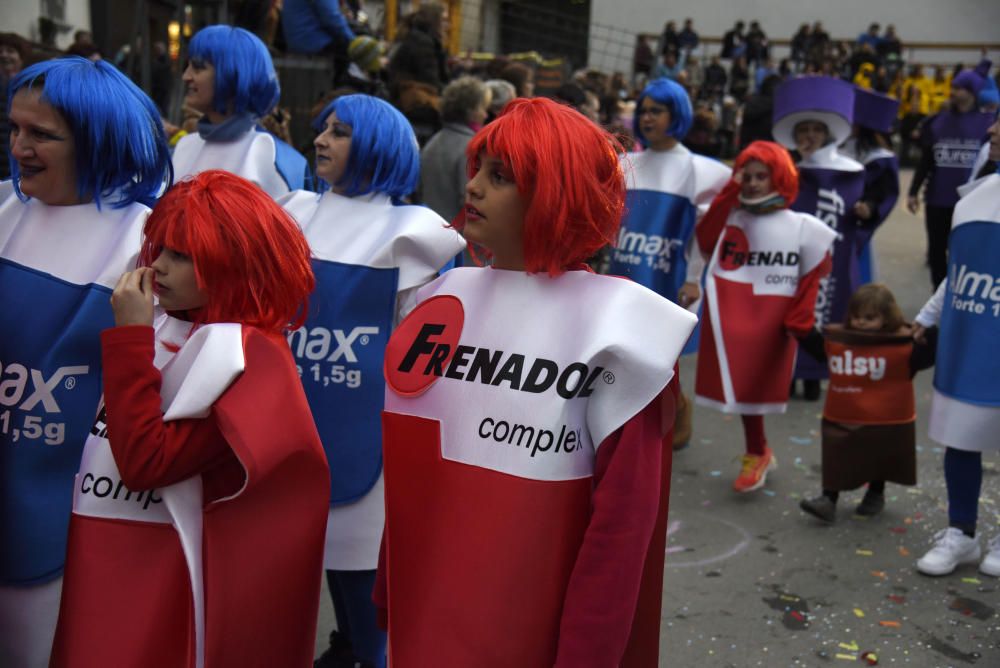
[0, 0, 91, 50]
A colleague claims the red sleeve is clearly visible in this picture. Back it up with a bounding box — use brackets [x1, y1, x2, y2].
[553, 395, 664, 668]
[695, 178, 740, 256]
[101, 325, 234, 491]
[783, 253, 833, 337]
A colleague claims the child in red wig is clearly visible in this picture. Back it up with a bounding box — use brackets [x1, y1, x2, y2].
[51, 170, 330, 668]
[374, 98, 697, 667]
[694, 141, 836, 493]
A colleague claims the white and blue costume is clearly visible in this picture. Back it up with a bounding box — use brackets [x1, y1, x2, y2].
[281, 190, 465, 567]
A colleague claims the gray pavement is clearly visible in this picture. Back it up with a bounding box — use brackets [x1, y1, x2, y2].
[314, 170, 1000, 666]
[662, 170, 999, 667]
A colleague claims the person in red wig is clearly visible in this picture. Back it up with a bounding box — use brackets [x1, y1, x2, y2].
[694, 141, 836, 493]
[50, 170, 330, 668]
[373, 98, 697, 667]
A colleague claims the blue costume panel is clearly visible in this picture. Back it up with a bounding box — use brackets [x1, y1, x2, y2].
[289, 261, 397, 504]
[935, 221, 1000, 406]
[0, 262, 115, 584]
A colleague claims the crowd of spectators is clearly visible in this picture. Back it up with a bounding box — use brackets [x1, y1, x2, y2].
[2, 7, 997, 185]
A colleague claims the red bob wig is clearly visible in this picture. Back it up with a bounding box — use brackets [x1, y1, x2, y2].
[697, 141, 800, 256]
[733, 140, 799, 204]
[139, 170, 315, 332]
[458, 97, 626, 275]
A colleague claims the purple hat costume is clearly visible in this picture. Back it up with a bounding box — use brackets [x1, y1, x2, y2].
[853, 87, 900, 134]
[772, 76, 855, 148]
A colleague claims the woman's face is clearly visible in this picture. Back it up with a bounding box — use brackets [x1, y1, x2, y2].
[182, 57, 216, 117]
[794, 120, 829, 158]
[0, 44, 22, 77]
[463, 151, 527, 270]
[638, 97, 673, 150]
[313, 111, 353, 191]
[740, 160, 773, 200]
[849, 309, 885, 332]
[8, 88, 81, 206]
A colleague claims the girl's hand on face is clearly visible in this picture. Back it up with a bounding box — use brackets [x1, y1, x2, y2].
[912, 323, 927, 344]
[111, 268, 155, 327]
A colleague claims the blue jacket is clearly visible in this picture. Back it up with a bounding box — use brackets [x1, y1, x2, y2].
[282, 0, 355, 54]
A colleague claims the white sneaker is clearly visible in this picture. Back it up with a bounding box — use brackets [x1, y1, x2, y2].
[981, 534, 1000, 577]
[916, 528, 981, 576]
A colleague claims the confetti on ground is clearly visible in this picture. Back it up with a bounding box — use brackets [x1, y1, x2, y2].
[889, 526, 907, 534]
[961, 577, 981, 585]
[853, 608, 865, 618]
[763, 490, 776, 496]
[861, 651, 879, 665]
[856, 549, 873, 556]
[878, 620, 901, 628]
[870, 571, 887, 579]
[887, 594, 905, 604]
[838, 641, 859, 651]
[834, 653, 858, 661]
[789, 436, 813, 445]
[898, 546, 910, 556]
[709, 470, 722, 477]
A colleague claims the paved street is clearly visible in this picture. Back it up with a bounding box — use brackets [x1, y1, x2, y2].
[314, 170, 1000, 667]
[662, 170, 999, 667]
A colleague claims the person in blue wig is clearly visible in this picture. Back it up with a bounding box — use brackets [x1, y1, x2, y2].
[0, 55, 172, 667]
[279, 94, 465, 668]
[609, 76, 730, 450]
[172, 24, 309, 198]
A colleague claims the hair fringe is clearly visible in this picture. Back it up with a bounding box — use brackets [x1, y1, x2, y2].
[139, 171, 314, 332]
[845, 283, 906, 332]
[189, 25, 279, 118]
[634, 78, 694, 144]
[313, 94, 419, 200]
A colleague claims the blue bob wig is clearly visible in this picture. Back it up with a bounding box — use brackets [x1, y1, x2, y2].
[188, 25, 280, 117]
[634, 77, 694, 144]
[7, 56, 172, 208]
[312, 94, 420, 200]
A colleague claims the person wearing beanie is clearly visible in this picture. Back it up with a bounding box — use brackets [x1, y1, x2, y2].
[907, 60, 994, 288]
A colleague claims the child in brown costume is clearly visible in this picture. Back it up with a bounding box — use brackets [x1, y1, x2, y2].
[800, 284, 936, 522]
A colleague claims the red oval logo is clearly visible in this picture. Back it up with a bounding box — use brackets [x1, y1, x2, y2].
[384, 295, 465, 397]
[717, 226, 750, 272]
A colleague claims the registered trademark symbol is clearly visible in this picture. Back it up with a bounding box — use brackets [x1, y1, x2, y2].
[64, 377, 76, 390]
[360, 335, 370, 345]
[603, 371, 615, 385]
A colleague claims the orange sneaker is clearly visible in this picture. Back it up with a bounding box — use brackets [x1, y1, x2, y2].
[733, 447, 777, 493]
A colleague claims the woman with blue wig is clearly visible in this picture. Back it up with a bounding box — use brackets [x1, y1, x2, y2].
[172, 24, 309, 198]
[0, 55, 171, 667]
[279, 94, 465, 668]
[609, 77, 730, 449]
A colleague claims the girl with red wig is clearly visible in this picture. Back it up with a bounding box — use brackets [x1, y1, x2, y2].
[694, 141, 836, 493]
[51, 171, 330, 668]
[374, 98, 696, 667]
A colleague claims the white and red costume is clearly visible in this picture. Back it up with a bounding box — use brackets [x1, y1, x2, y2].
[51, 316, 329, 667]
[375, 267, 696, 667]
[695, 207, 836, 413]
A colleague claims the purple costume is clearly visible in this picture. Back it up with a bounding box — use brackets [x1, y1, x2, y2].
[773, 77, 866, 380]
